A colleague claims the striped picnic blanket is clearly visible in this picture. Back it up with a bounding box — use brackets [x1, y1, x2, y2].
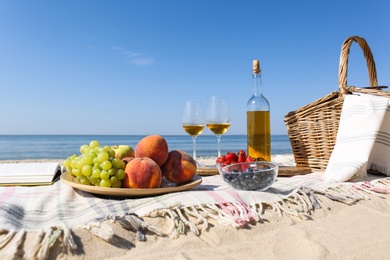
[1, 171, 390, 260]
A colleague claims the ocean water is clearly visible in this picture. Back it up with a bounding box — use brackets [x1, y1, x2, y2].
[0, 135, 292, 160]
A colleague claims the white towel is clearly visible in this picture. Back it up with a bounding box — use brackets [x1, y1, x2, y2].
[324, 93, 390, 182]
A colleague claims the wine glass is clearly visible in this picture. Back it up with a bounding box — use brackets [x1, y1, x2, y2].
[206, 97, 231, 157]
[182, 101, 205, 161]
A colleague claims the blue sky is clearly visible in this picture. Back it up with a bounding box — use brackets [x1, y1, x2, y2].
[0, 0, 389, 136]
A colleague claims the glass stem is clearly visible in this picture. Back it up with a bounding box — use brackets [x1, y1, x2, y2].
[216, 135, 222, 157]
[192, 136, 197, 160]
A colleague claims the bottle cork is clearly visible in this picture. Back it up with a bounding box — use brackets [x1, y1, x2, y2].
[252, 60, 261, 73]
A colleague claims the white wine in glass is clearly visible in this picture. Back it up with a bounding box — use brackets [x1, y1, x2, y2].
[206, 97, 231, 157]
[182, 101, 205, 161]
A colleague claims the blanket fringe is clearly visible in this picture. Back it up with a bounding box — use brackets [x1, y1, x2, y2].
[143, 178, 390, 238]
[2, 177, 389, 259]
[36, 227, 54, 260]
[144, 201, 270, 238]
[183, 206, 209, 232]
[0, 229, 25, 260]
[0, 226, 75, 260]
[2, 214, 162, 259]
[146, 205, 210, 238]
[352, 180, 390, 197]
[251, 200, 266, 223]
[105, 212, 162, 241]
[376, 178, 390, 188]
[266, 202, 283, 220]
[0, 229, 17, 249]
[60, 224, 77, 252]
[78, 221, 114, 241]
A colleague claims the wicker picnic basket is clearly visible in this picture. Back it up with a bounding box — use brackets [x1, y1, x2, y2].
[284, 35, 389, 171]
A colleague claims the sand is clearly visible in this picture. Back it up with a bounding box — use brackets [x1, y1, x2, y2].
[2, 157, 390, 259]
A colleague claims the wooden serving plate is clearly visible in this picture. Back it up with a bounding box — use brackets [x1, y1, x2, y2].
[61, 172, 202, 197]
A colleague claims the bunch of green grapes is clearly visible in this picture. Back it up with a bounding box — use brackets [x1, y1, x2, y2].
[63, 140, 126, 188]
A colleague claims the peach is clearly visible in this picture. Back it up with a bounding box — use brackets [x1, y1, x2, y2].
[135, 135, 169, 166]
[123, 157, 162, 188]
[161, 150, 197, 184]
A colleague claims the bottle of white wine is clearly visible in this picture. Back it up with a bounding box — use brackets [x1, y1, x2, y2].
[246, 60, 271, 161]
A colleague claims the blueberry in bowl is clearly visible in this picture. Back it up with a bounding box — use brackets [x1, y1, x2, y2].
[219, 162, 278, 191]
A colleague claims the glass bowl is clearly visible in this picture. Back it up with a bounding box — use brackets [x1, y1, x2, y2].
[219, 162, 278, 191]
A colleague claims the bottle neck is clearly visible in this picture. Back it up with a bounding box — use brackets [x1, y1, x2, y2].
[252, 72, 262, 96]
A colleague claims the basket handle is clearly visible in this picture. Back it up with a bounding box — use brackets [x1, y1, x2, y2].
[338, 36, 378, 95]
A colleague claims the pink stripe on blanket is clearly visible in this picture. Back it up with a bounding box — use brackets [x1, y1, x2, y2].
[0, 182, 71, 200]
[205, 191, 250, 227]
[0, 186, 17, 201]
[353, 182, 390, 194]
[227, 190, 255, 221]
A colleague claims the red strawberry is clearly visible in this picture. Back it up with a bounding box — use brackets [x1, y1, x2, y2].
[216, 155, 226, 164]
[240, 163, 249, 172]
[225, 152, 238, 163]
[237, 150, 246, 163]
[245, 156, 255, 162]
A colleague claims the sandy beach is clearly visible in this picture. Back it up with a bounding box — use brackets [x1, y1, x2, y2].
[1, 157, 390, 260]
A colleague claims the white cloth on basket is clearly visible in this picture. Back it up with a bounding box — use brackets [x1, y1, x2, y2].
[324, 93, 390, 182]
